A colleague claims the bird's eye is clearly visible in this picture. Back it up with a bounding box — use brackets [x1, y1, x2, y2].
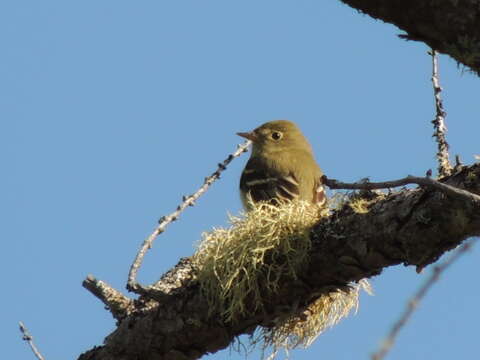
[271, 131, 283, 141]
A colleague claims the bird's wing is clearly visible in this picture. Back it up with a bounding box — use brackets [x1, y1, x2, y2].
[240, 161, 300, 204]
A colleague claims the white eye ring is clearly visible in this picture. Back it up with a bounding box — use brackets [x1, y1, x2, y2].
[271, 131, 283, 140]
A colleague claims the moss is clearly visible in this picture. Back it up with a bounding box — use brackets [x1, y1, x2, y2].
[193, 200, 371, 357]
[193, 201, 321, 323]
[466, 170, 477, 183]
[349, 198, 371, 214]
[260, 280, 372, 355]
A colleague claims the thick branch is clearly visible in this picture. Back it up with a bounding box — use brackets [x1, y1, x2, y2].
[82, 275, 135, 321]
[78, 164, 480, 360]
[339, 0, 480, 75]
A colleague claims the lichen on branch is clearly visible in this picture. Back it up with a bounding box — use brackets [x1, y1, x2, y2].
[193, 200, 370, 355]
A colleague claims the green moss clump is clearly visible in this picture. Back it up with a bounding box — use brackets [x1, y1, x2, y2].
[193, 200, 371, 358]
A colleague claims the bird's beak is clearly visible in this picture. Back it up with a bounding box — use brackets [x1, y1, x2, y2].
[236, 131, 257, 142]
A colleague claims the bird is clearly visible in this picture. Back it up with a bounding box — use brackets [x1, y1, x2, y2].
[237, 120, 326, 210]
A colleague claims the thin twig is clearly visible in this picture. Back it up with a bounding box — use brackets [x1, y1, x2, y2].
[127, 140, 251, 293]
[19, 322, 45, 360]
[371, 242, 473, 360]
[323, 175, 480, 205]
[430, 49, 452, 177]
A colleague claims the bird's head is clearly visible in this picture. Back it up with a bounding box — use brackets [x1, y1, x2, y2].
[237, 120, 312, 156]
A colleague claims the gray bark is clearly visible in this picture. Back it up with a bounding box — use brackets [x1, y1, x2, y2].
[78, 164, 480, 360]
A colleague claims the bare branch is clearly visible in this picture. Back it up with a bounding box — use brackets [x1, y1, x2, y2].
[82, 275, 135, 320]
[371, 242, 473, 360]
[323, 175, 480, 205]
[126, 141, 251, 293]
[430, 49, 452, 177]
[19, 322, 45, 360]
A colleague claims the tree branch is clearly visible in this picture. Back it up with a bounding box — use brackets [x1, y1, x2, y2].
[126, 141, 251, 293]
[78, 163, 480, 360]
[339, 0, 480, 75]
[323, 175, 480, 205]
[429, 49, 452, 177]
[19, 322, 46, 360]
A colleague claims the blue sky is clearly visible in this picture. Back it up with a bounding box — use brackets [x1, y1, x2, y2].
[3, 1, 479, 359]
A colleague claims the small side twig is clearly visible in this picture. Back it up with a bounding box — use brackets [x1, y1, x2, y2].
[19, 322, 45, 360]
[430, 49, 452, 178]
[83, 275, 135, 320]
[323, 175, 480, 205]
[126, 140, 251, 293]
[453, 154, 464, 173]
[371, 242, 473, 360]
